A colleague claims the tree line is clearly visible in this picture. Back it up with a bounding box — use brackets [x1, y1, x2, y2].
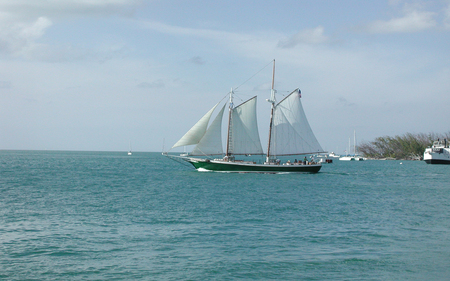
[358, 132, 450, 160]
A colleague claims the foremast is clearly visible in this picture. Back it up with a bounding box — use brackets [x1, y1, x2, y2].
[266, 59, 276, 163]
[225, 88, 234, 158]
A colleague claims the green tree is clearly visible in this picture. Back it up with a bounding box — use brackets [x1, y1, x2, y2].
[358, 132, 450, 160]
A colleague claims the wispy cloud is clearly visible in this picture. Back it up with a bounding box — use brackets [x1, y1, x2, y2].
[139, 20, 275, 59]
[0, 0, 143, 18]
[137, 80, 165, 89]
[140, 20, 251, 42]
[277, 26, 328, 48]
[444, 2, 450, 29]
[366, 8, 437, 33]
[0, 16, 52, 56]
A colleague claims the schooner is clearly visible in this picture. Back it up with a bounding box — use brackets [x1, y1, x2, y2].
[164, 60, 325, 173]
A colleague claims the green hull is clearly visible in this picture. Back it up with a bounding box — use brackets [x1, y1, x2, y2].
[187, 158, 321, 173]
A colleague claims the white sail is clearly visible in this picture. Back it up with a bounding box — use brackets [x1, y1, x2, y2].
[228, 96, 264, 155]
[191, 103, 226, 156]
[269, 89, 323, 156]
[172, 102, 219, 149]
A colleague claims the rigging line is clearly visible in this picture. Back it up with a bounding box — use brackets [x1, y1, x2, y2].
[218, 93, 230, 104]
[165, 155, 195, 168]
[193, 146, 220, 159]
[233, 60, 275, 91]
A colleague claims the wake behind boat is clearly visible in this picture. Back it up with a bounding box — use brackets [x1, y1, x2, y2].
[164, 60, 325, 173]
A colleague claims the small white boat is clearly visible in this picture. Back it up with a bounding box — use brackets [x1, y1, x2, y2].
[339, 156, 354, 161]
[354, 156, 367, 161]
[339, 155, 366, 161]
[328, 152, 341, 158]
[128, 142, 132, 156]
[424, 139, 450, 164]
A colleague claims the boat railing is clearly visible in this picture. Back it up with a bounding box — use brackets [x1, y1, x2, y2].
[432, 139, 449, 148]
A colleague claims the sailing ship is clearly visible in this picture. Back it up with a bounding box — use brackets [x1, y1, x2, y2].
[164, 60, 325, 173]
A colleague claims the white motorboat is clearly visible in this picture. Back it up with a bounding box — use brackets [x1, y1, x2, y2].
[424, 139, 450, 164]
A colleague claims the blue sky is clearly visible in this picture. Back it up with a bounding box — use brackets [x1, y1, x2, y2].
[1, 0, 449, 153]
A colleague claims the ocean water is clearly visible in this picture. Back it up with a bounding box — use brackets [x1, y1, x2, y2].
[1, 150, 450, 280]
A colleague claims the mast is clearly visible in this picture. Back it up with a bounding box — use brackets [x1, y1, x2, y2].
[348, 138, 351, 156]
[266, 59, 276, 162]
[225, 88, 234, 157]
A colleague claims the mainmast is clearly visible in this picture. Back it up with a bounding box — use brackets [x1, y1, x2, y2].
[225, 88, 234, 157]
[266, 59, 276, 162]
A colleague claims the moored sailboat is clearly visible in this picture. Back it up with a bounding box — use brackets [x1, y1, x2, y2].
[128, 141, 132, 156]
[339, 131, 366, 161]
[164, 60, 325, 173]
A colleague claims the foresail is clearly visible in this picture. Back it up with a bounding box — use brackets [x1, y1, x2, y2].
[172, 102, 219, 149]
[269, 89, 323, 156]
[191, 103, 226, 156]
[229, 96, 264, 155]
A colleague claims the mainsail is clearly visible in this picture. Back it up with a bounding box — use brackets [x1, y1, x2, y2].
[268, 89, 324, 156]
[171, 102, 220, 149]
[228, 96, 264, 155]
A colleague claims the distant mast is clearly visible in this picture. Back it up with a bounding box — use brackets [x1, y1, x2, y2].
[348, 138, 351, 156]
[266, 59, 276, 163]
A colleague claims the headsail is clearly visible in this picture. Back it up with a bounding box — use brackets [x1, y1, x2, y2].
[269, 89, 324, 156]
[228, 96, 264, 155]
[171, 102, 220, 149]
[191, 103, 226, 156]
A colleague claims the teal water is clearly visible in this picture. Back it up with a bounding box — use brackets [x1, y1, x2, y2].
[1, 150, 450, 280]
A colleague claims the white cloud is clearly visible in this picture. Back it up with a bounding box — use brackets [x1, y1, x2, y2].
[277, 26, 328, 48]
[19, 17, 52, 40]
[0, 0, 142, 59]
[0, 16, 52, 55]
[366, 9, 437, 33]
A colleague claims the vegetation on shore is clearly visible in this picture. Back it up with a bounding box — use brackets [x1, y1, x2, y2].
[358, 132, 450, 160]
